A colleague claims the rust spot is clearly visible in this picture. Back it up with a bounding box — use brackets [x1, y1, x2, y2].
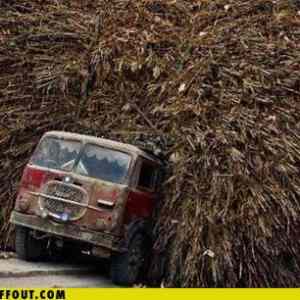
[94, 182, 120, 202]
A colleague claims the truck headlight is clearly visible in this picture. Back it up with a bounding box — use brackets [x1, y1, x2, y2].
[18, 198, 30, 212]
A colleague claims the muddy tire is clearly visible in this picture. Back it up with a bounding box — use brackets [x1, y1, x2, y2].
[110, 233, 146, 286]
[15, 226, 46, 261]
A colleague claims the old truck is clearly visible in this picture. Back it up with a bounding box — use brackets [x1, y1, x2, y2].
[10, 131, 164, 285]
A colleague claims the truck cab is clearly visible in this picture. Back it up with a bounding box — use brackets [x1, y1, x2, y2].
[10, 131, 164, 285]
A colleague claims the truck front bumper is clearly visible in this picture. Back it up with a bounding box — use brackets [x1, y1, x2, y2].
[10, 211, 123, 252]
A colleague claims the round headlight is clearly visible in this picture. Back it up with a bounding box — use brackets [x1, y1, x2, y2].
[18, 198, 30, 212]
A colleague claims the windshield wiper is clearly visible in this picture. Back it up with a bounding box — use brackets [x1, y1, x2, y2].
[60, 159, 75, 171]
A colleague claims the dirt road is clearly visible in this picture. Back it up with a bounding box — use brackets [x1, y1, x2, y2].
[0, 257, 116, 288]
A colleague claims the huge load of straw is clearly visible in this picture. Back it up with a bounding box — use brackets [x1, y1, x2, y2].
[1, 0, 300, 287]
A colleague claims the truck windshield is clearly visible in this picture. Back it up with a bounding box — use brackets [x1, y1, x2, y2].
[30, 137, 81, 171]
[31, 137, 131, 184]
[74, 144, 131, 184]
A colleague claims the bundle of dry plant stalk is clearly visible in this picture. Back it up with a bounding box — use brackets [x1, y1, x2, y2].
[1, 0, 300, 287]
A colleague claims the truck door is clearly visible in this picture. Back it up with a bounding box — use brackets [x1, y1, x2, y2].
[125, 158, 159, 222]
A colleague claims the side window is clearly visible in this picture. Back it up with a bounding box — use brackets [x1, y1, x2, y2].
[137, 160, 157, 191]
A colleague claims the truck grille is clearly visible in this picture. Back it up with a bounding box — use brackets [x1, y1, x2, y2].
[40, 181, 88, 220]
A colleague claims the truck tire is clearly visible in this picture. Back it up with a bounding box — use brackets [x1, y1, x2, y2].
[110, 233, 146, 286]
[15, 226, 46, 261]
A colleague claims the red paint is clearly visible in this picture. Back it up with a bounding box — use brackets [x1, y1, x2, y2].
[18, 162, 159, 234]
[124, 189, 155, 223]
[20, 166, 46, 189]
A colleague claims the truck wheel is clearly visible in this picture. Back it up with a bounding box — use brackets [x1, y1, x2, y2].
[110, 233, 145, 286]
[15, 226, 46, 261]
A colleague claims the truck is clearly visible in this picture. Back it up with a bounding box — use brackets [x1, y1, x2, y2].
[10, 131, 164, 285]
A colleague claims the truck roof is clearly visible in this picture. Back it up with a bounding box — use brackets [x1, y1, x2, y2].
[44, 131, 163, 164]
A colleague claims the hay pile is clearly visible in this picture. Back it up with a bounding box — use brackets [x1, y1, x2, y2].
[1, 0, 300, 287]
